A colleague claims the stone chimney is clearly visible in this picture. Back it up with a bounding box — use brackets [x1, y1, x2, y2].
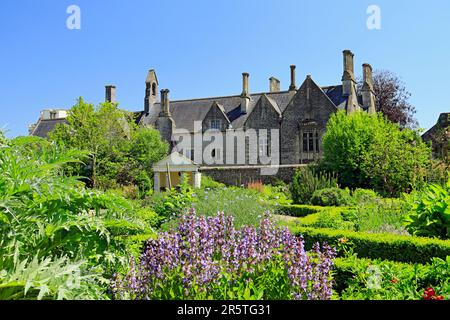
[342, 50, 355, 96]
[145, 69, 158, 114]
[361, 63, 376, 114]
[289, 65, 297, 91]
[269, 77, 280, 92]
[241, 72, 250, 113]
[341, 50, 359, 114]
[156, 89, 174, 145]
[160, 89, 171, 117]
[105, 85, 116, 103]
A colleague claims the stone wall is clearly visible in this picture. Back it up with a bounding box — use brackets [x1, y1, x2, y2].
[199, 165, 306, 186]
[280, 76, 337, 164]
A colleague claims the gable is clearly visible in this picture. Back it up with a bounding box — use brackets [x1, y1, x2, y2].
[244, 94, 281, 129]
[202, 102, 231, 131]
[282, 76, 338, 126]
[153, 152, 199, 171]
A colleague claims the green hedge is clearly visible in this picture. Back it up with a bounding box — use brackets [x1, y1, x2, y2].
[295, 226, 450, 264]
[331, 257, 435, 298]
[275, 204, 345, 217]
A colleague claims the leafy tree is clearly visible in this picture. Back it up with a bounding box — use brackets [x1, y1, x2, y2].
[322, 111, 431, 196]
[358, 70, 417, 128]
[49, 98, 168, 193]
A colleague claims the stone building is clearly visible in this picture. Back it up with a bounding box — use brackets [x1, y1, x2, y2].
[137, 50, 376, 184]
[422, 113, 450, 159]
[30, 49, 378, 185]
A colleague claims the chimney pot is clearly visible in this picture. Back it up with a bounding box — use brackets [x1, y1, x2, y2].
[105, 85, 116, 103]
[269, 77, 280, 92]
[160, 89, 171, 116]
[342, 50, 355, 81]
[241, 73, 250, 114]
[289, 65, 297, 91]
[241, 72, 250, 97]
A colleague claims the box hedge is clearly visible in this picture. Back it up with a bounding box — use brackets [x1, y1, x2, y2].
[295, 226, 450, 264]
[331, 257, 433, 296]
[275, 204, 346, 217]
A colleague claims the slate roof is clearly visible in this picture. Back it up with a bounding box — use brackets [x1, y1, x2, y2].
[31, 83, 356, 137]
[30, 119, 67, 138]
[140, 85, 352, 132]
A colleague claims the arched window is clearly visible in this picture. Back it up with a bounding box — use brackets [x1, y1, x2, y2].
[152, 83, 157, 96]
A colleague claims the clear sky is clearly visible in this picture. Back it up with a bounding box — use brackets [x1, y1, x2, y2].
[1, 0, 449, 137]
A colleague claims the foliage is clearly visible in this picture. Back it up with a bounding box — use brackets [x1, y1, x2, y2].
[112, 211, 336, 300]
[358, 69, 417, 128]
[0, 135, 156, 299]
[342, 199, 410, 235]
[290, 166, 338, 204]
[291, 226, 450, 264]
[200, 175, 225, 189]
[191, 187, 273, 228]
[275, 204, 342, 218]
[49, 98, 168, 193]
[334, 255, 449, 300]
[404, 178, 450, 239]
[260, 184, 292, 207]
[351, 188, 381, 206]
[311, 188, 352, 207]
[247, 181, 265, 193]
[322, 111, 431, 196]
[426, 159, 450, 186]
[151, 175, 195, 226]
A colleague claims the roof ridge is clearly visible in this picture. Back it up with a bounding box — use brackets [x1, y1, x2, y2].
[154, 90, 294, 104]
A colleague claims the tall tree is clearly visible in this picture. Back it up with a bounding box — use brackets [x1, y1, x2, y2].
[359, 70, 417, 128]
[49, 98, 168, 192]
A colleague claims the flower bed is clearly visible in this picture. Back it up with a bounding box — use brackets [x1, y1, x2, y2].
[112, 210, 336, 300]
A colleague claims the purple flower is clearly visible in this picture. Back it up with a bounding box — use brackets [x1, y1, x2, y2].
[112, 209, 336, 300]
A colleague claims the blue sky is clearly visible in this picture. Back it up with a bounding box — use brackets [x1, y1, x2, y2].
[1, 0, 449, 137]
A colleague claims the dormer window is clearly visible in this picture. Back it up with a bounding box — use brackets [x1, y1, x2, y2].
[152, 83, 157, 96]
[210, 119, 222, 131]
[50, 111, 57, 120]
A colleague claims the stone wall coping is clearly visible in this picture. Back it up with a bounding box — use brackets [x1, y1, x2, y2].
[199, 164, 307, 170]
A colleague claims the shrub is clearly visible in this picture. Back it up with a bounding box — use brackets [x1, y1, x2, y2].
[290, 166, 338, 204]
[247, 180, 265, 193]
[201, 175, 225, 189]
[322, 111, 431, 196]
[333, 256, 450, 300]
[274, 204, 326, 217]
[426, 160, 450, 186]
[351, 188, 380, 205]
[311, 188, 352, 207]
[261, 184, 292, 206]
[404, 178, 450, 239]
[292, 227, 450, 264]
[0, 136, 155, 299]
[311, 210, 355, 231]
[112, 211, 337, 300]
[192, 187, 272, 228]
[151, 175, 195, 225]
[342, 199, 409, 235]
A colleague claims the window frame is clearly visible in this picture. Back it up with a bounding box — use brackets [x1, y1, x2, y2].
[210, 119, 222, 131]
